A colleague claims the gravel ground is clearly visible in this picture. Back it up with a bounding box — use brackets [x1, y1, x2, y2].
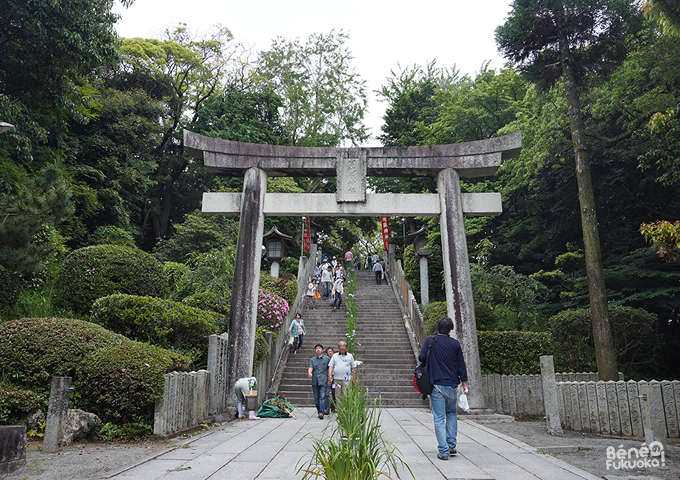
[4, 418, 680, 480]
[484, 419, 680, 480]
[2, 437, 177, 480]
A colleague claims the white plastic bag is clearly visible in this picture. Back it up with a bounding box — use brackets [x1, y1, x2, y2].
[457, 392, 470, 412]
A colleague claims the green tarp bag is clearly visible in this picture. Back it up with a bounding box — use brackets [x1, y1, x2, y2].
[257, 397, 295, 418]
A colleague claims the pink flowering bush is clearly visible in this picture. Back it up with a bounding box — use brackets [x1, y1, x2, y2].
[256, 289, 289, 335]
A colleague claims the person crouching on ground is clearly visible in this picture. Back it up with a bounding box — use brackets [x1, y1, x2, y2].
[308, 343, 330, 419]
[419, 317, 468, 460]
[234, 376, 260, 420]
[288, 313, 306, 353]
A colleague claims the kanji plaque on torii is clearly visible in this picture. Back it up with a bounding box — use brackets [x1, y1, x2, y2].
[184, 129, 522, 410]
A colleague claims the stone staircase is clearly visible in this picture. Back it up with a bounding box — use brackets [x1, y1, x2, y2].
[276, 269, 427, 408]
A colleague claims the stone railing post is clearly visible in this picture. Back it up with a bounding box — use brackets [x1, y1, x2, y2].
[540, 356, 563, 435]
[43, 376, 72, 453]
[639, 380, 667, 449]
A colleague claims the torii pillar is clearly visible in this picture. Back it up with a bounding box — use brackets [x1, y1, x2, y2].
[184, 130, 522, 409]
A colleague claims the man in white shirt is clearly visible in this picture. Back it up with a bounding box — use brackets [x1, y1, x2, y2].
[328, 341, 356, 408]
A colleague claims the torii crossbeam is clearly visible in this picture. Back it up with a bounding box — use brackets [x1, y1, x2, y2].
[184, 130, 522, 410]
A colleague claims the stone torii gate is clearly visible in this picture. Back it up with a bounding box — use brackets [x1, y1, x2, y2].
[184, 130, 521, 410]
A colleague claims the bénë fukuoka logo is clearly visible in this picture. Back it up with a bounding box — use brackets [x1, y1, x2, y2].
[606, 442, 665, 471]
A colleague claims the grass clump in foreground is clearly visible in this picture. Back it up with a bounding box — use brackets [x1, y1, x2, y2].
[297, 380, 412, 480]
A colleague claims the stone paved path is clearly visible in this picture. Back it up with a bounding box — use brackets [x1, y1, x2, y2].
[97, 407, 600, 480]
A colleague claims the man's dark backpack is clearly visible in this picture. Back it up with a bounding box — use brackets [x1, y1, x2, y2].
[413, 336, 436, 399]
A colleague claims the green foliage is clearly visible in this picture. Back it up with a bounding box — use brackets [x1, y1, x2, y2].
[78, 340, 189, 423]
[86, 226, 136, 248]
[641, 220, 680, 262]
[90, 294, 220, 363]
[257, 29, 368, 147]
[0, 384, 44, 425]
[259, 272, 298, 307]
[163, 262, 191, 296]
[0, 165, 74, 276]
[193, 89, 287, 145]
[478, 331, 553, 375]
[0, 0, 121, 135]
[0, 266, 21, 316]
[97, 422, 152, 441]
[298, 382, 410, 480]
[170, 248, 236, 301]
[345, 271, 358, 355]
[548, 305, 663, 378]
[153, 211, 238, 263]
[182, 292, 229, 332]
[0, 317, 125, 390]
[253, 328, 270, 370]
[53, 245, 167, 314]
[422, 302, 448, 337]
[470, 263, 548, 331]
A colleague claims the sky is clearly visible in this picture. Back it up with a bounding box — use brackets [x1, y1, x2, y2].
[112, 0, 514, 146]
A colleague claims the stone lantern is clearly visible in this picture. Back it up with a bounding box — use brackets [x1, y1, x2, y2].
[263, 226, 295, 278]
[0, 122, 14, 134]
[406, 225, 432, 307]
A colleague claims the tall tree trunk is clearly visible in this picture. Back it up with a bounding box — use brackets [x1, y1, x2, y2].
[558, 26, 618, 381]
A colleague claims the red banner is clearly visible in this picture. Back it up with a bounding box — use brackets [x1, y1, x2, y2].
[380, 216, 390, 250]
[303, 217, 311, 252]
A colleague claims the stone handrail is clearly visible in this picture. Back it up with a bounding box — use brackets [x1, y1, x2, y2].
[387, 253, 425, 359]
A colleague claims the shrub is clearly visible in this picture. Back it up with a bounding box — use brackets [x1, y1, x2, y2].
[91, 294, 220, 362]
[0, 384, 44, 425]
[0, 266, 20, 315]
[170, 248, 236, 301]
[422, 302, 447, 336]
[0, 317, 189, 424]
[548, 305, 663, 377]
[0, 318, 125, 391]
[256, 289, 289, 336]
[182, 292, 229, 332]
[260, 272, 297, 306]
[87, 226, 136, 248]
[163, 262, 190, 296]
[253, 328, 270, 369]
[79, 340, 189, 423]
[52, 245, 167, 314]
[478, 331, 553, 375]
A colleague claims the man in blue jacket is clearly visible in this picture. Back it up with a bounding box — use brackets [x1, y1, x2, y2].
[418, 317, 468, 460]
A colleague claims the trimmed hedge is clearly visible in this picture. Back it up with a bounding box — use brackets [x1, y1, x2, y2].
[0, 384, 44, 425]
[182, 292, 229, 332]
[260, 272, 297, 307]
[0, 317, 125, 389]
[79, 341, 189, 423]
[253, 328, 270, 369]
[0, 317, 189, 424]
[53, 245, 167, 314]
[91, 294, 221, 360]
[0, 266, 20, 315]
[548, 305, 663, 377]
[478, 331, 553, 375]
[87, 226, 136, 248]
